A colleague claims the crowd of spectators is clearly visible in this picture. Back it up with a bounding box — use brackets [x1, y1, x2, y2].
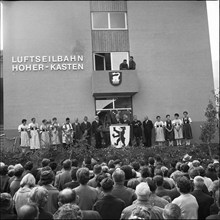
[0, 153, 219, 219]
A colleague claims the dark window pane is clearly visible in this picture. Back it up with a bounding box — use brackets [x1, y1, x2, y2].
[115, 97, 132, 108]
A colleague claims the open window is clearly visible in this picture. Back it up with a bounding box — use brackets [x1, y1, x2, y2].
[93, 52, 128, 71]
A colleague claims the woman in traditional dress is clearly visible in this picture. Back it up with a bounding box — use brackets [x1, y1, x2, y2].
[28, 118, 40, 150]
[164, 114, 174, 146]
[50, 117, 60, 150]
[182, 111, 193, 146]
[40, 119, 50, 148]
[154, 116, 165, 146]
[172, 113, 183, 146]
[18, 119, 30, 153]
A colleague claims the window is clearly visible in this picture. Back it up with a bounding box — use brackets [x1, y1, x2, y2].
[95, 97, 132, 126]
[93, 52, 128, 71]
[92, 12, 127, 30]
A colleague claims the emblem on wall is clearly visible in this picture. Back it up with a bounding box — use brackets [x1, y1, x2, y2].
[109, 71, 122, 86]
[110, 125, 130, 148]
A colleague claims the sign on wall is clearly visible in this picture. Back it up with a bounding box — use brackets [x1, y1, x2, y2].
[11, 55, 84, 72]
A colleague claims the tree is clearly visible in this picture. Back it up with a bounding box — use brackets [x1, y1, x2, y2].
[200, 98, 218, 158]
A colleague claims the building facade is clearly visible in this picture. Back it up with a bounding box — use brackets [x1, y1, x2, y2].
[3, 1, 215, 143]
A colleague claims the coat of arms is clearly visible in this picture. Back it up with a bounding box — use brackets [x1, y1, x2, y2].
[110, 125, 130, 148]
[109, 71, 122, 86]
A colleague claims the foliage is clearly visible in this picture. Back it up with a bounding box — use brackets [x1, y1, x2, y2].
[200, 99, 218, 144]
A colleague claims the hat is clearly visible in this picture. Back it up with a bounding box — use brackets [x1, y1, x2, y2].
[0, 162, 5, 167]
[8, 165, 14, 171]
[101, 178, 114, 191]
[192, 160, 200, 166]
[14, 164, 23, 173]
[40, 170, 54, 182]
[135, 182, 151, 200]
[183, 154, 192, 162]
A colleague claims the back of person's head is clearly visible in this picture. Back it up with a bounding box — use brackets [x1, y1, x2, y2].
[141, 167, 151, 178]
[96, 173, 109, 187]
[129, 206, 151, 219]
[14, 164, 24, 177]
[193, 176, 204, 190]
[0, 165, 8, 176]
[132, 161, 140, 171]
[177, 176, 191, 194]
[55, 203, 82, 220]
[84, 157, 91, 165]
[154, 168, 163, 176]
[171, 170, 183, 183]
[39, 170, 54, 185]
[135, 182, 151, 201]
[153, 175, 164, 187]
[189, 168, 200, 179]
[170, 160, 177, 168]
[17, 204, 39, 220]
[121, 165, 133, 180]
[24, 161, 33, 171]
[58, 188, 76, 205]
[63, 159, 72, 170]
[71, 159, 78, 167]
[49, 162, 58, 171]
[41, 158, 50, 167]
[127, 178, 140, 190]
[163, 203, 181, 219]
[0, 193, 13, 213]
[155, 155, 162, 163]
[93, 164, 102, 175]
[112, 168, 125, 184]
[148, 157, 155, 165]
[108, 160, 115, 169]
[101, 177, 114, 192]
[76, 168, 90, 185]
[146, 178, 157, 192]
[197, 166, 205, 177]
[70, 167, 79, 181]
[29, 186, 49, 208]
[180, 164, 189, 173]
[20, 173, 36, 188]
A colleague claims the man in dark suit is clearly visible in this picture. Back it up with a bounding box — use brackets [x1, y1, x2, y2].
[93, 177, 125, 219]
[191, 176, 214, 219]
[80, 116, 92, 146]
[92, 116, 103, 149]
[131, 115, 142, 147]
[143, 116, 153, 147]
[54, 188, 101, 220]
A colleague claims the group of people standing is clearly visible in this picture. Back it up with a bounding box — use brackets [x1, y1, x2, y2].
[18, 116, 104, 152]
[153, 111, 193, 147]
[18, 111, 193, 151]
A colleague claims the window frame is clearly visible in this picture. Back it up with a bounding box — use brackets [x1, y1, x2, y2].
[93, 52, 129, 71]
[91, 12, 127, 30]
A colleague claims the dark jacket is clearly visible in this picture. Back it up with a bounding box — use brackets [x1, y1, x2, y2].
[191, 189, 214, 219]
[93, 194, 125, 219]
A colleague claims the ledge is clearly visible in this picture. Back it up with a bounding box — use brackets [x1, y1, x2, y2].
[92, 70, 139, 97]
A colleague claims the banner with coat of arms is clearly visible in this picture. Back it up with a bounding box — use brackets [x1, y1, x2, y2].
[110, 125, 130, 148]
